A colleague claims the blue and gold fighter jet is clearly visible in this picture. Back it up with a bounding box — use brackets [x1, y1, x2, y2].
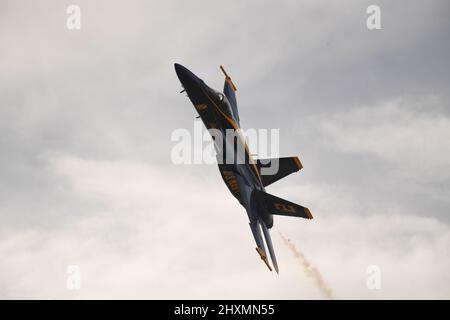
[175, 63, 313, 273]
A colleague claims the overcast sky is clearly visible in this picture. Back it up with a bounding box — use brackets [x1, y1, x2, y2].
[1, 0, 449, 299]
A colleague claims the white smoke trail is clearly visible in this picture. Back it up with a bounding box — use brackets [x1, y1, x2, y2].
[277, 230, 334, 299]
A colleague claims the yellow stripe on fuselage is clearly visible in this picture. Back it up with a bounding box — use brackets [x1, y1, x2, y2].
[200, 88, 263, 186]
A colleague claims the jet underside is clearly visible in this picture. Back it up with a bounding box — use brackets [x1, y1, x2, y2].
[175, 63, 313, 274]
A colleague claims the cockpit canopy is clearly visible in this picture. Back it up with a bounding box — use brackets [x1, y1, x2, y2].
[215, 92, 235, 119]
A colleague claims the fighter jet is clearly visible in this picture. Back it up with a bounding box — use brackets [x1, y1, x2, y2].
[174, 63, 313, 273]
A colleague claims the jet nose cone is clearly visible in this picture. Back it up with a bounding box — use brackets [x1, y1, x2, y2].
[174, 63, 185, 75]
[174, 63, 205, 92]
[174, 63, 209, 105]
[174, 63, 196, 84]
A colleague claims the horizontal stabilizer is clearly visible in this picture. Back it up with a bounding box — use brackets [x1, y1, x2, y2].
[256, 157, 303, 187]
[254, 189, 313, 219]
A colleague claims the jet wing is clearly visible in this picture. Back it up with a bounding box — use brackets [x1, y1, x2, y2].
[257, 157, 303, 187]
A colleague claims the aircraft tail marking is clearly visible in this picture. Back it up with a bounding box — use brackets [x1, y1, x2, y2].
[255, 189, 313, 220]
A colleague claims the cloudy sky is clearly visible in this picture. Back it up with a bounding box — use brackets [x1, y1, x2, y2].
[1, 0, 449, 299]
